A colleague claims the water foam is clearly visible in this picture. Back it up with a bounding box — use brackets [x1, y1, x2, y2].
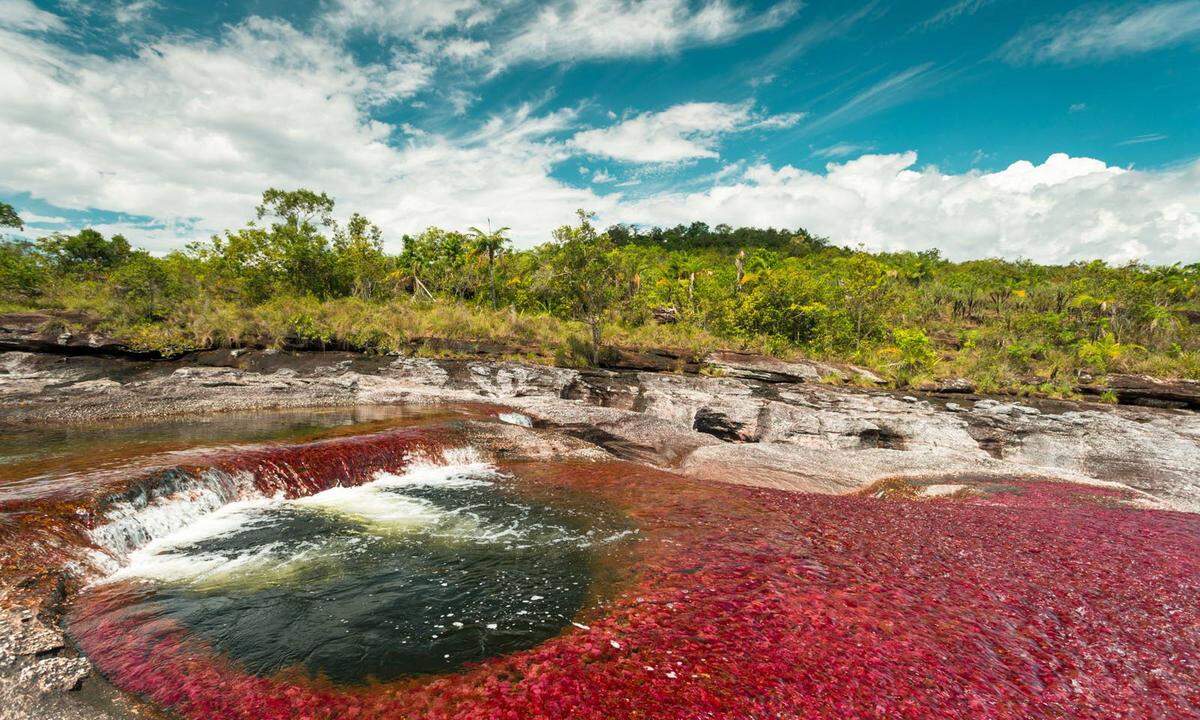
[92, 447, 499, 585]
[374, 447, 496, 489]
[88, 469, 260, 574]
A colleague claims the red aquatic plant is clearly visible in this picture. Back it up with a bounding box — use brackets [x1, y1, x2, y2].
[69, 461, 1200, 720]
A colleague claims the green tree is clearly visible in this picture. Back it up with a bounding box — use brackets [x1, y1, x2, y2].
[0, 202, 23, 232]
[887, 328, 938, 386]
[109, 252, 187, 322]
[538, 210, 624, 365]
[333, 213, 388, 300]
[0, 240, 47, 299]
[467, 223, 510, 310]
[38, 229, 132, 273]
[196, 189, 342, 300]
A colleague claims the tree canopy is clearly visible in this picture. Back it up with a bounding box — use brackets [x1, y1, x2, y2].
[2, 188, 1198, 392]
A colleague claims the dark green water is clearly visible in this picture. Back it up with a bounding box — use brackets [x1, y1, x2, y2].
[93, 457, 634, 683]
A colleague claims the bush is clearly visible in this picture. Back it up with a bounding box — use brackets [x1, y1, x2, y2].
[886, 328, 938, 387]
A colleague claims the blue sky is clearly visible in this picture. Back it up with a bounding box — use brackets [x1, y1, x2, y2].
[1, 0, 1198, 262]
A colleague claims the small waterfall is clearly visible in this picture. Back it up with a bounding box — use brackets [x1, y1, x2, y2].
[88, 468, 259, 573]
[84, 427, 453, 577]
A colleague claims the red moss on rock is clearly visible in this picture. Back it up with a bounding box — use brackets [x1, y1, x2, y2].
[71, 465, 1200, 720]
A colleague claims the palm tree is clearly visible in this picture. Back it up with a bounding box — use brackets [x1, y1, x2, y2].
[467, 222, 510, 310]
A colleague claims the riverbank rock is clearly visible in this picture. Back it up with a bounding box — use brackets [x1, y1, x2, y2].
[1087, 373, 1200, 410]
[0, 312, 152, 359]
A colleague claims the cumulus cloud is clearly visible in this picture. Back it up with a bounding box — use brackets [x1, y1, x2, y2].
[0, 15, 617, 251]
[0, 17, 442, 250]
[571, 102, 799, 163]
[1002, 1, 1200, 64]
[493, 0, 799, 68]
[615, 152, 1200, 264]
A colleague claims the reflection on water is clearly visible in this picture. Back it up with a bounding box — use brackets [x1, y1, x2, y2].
[75, 449, 636, 683]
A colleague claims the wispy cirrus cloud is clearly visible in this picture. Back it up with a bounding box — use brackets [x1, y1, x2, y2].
[1001, 1, 1200, 64]
[571, 101, 801, 164]
[0, 0, 66, 32]
[1117, 133, 1169, 146]
[806, 63, 945, 134]
[917, 0, 997, 31]
[492, 0, 801, 69]
[320, 0, 497, 38]
[812, 142, 875, 159]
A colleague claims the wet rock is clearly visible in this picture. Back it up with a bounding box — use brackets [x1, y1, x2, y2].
[4, 611, 64, 659]
[3, 349, 1200, 512]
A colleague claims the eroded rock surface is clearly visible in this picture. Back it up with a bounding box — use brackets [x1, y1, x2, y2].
[3, 349, 1198, 512]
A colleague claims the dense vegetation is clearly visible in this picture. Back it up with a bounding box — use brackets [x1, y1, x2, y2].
[2, 190, 1198, 394]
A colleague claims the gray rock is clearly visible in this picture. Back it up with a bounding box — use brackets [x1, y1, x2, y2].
[17, 657, 90, 693]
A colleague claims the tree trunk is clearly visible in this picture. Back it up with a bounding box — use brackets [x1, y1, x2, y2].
[590, 320, 602, 366]
[488, 250, 497, 310]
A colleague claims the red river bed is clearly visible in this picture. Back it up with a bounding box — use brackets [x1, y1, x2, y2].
[56, 430, 1200, 720]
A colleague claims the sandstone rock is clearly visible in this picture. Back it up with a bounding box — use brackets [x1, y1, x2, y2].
[703, 351, 824, 383]
[17, 657, 90, 693]
[0, 312, 155, 358]
[1088, 374, 1200, 410]
[2, 349, 1199, 512]
[692, 405, 760, 442]
[601, 348, 701, 373]
[917, 378, 976, 394]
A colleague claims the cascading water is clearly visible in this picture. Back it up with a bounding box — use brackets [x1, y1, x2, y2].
[78, 448, 636, 681]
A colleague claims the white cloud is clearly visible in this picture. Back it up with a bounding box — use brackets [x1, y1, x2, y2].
[0, 0, 65, 32]
[918, 0, 995, 31]
[493, 0, 799, 68]
[591, 170, 616, 183]
[1002, 1, 1200, 64]
[320, 0, 492, 37]
[1116, 133, 1168, 146]
[615, 152, 1200, 264]
[571, 102, 797, 164]
[0, 18, 441, 250]
[441, 37, 491, 61]
[812, 142, 873, 159]
[0, 16, 612, 251]
[113, 0, 158, 24]
[808, 63, 943, 133]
